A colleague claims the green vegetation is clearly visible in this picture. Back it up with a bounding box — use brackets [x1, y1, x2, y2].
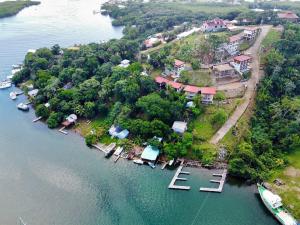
[260, 28, 282, 64]
[0, 1, 40, 19]
[229, 24, 300, 182]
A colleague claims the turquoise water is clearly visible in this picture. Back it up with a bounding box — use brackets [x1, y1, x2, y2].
[0, 1, 279, 224]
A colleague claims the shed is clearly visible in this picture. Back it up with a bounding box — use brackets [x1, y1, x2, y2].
[141, 145, 160, 162]
[62, 114, 77, 127]
[116, 129, 129, 139]
[172, 121, 187, 134]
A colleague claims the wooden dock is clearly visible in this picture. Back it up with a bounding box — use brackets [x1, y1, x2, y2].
[161, 162, 167, 170]
[58, 126, 68, 135]
[200, 169, 227, 193]
[32, 116, 42, 122]
[92, 143, 116, 157]
[168, 166, 191, 190]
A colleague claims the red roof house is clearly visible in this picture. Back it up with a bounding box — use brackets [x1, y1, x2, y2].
[233, 55, 252, 73]
[168, 81, 183, 91]
[184, 85, 201, 99]
[200, 87, 217, 104]
[278, 11, 299, 22]
[155, 76, 169, 85]
[174, 59, 185, 68]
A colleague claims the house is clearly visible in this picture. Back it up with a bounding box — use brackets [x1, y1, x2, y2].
[174, 59, 186, 77]
[141, 145, 160, 162]
[184, 85, 201, 99]
[224, 33, 243, 56]
[200, 87, 217, 104]
[243, 27, 259, 41]
[62, 114, 77, 127]
[28, 89, 39, 98]
[278, 11, 299, 22]
[118, 59, 130, 68]
[168, 81, 183, 92]
[155, 76, 169, 88]
[144, 37, 161, 48]
[172, 121, 187, 134]
[201, 18, 227, 32]
[232, 55, 251, 73]
[213, 64, 237, 79]
[108, 125, 129, 139]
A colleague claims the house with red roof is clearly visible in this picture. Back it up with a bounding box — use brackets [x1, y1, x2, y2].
[244, 27, 259, 41]
[184, 85, 201, 99]
[154, 76, 183, 92]
[168, 81, 184, 92]
[155, 76, 169, 88]
[201, 18, 227, 32]
[278, 11, 299, 22]
[224, 33, 243, 56]
[200, 87, 217, 104]
[174, 59, 186, 77]
[232, 55, 251, 73]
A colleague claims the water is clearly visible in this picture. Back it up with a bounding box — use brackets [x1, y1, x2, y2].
[0, 0, 279, 224]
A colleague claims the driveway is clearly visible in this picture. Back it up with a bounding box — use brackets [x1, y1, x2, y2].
[210, 25, 272, 145]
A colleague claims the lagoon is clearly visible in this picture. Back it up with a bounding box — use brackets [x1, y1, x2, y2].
[0, 0, 279, 224]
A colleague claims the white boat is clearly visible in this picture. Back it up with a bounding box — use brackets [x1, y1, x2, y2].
[148, 162, 156, 169]
[12, 64, 22, 69]
[168, 159, 174, 166]
[6, 74, 13, 80]
[0, 81, 12, 89]
[17, 103, 29, 111]
[9, 92, 17, 100]
[133, 159, 144, 165]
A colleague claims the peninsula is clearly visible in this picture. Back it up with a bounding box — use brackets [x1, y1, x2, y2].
[0, 0, 40, 19]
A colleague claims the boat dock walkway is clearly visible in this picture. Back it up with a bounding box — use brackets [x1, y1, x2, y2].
[58, 126, 68, 135]
[168, 166, 191, 190]
[200, 169, 227, 193]
[32, 116, 42, 122]
[93, 143, 116, 157]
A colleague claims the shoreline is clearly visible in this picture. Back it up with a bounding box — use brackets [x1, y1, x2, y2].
[0, 1, 41, 19]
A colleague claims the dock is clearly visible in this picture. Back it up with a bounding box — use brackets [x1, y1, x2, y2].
[113, 147, 123, 163]
[161, 162, 168, 170]
[200, 169, 227, 193]
[92, 143, 116, 157]
[58, 126, 68, 135]
[32, 116, 42, 122]
[168, 166, 191, 190]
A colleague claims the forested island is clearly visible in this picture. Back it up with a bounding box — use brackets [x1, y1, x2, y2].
[10, 0, 300, 218]
[0, 1, 40, 19]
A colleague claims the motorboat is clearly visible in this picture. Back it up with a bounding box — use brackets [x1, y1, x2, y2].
[133, 159, 144, 165]
[0, 80, 12, 89]
[17, 103, 29, 111]
[9, 92, 17, 100]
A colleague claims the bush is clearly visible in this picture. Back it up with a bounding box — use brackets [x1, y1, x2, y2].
[85, 134, 98, 146]
[46, 112, 62, 128]
[35, 104, 50, 118]
[211, 109, 228, 126]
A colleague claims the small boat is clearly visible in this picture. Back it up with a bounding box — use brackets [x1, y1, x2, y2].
[17, 103, 29, 111]
[257, 183, 298, 225]
[0, 80, 12, 89]
[9, 92, 17, 100]
[6, 74, 13, 80]
[133, 159, 144, 165]
[148, 162, 156, 169]
[168, 159, 174, 166]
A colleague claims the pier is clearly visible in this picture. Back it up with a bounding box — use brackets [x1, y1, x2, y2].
[32, 116, 42, 122]
[200, 169, 227, 193]
[92, 143, 116, 157]
[58, 126, 68, 135]
[168, 166, 191, 190]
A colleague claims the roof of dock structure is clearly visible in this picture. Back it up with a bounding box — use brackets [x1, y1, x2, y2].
[141, 145, 160, 161]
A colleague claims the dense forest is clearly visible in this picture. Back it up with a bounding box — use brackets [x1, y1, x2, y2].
[0, 1, 40, 18]
[229, 24, 300, 181]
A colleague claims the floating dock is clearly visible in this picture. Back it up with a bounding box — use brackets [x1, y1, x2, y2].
[32, 116, 42, 122]
[168, 166, 191, 190]
[200, 169, 227, 193]
[161, 162, 167, 170]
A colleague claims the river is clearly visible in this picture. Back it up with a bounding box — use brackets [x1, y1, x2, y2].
[0, 0, 279, 224]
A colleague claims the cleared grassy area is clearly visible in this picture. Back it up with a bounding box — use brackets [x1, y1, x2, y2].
[269, 150, 300, 220]
[0, 1, 40, 18]
[260, 28, 282, 64]
[185, 69, 213, 87]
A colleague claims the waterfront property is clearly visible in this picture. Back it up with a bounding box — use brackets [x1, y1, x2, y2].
[108, 125, 129, 139]
[62, 114, 77, 127]
[141, 145, 160, 163]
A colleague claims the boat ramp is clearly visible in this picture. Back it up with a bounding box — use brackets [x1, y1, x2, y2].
[168, 165, 191, 190]
[200, 169, 227, 193]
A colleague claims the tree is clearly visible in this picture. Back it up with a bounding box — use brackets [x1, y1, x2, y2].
[47, 112, 62, 128]
[84, 102, 97, 119]
[211, 109, 228, 126]
[35, 104, 50, 118]
[85, 134, 98, 146]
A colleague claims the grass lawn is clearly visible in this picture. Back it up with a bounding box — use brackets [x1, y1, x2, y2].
[75, 116, 109, 137]
[269, 149, 300, 220]
[0, 1, 40, 18]
[186, 69, 213, 87]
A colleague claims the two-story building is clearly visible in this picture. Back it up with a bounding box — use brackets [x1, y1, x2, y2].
[243, 27, 259, 41]
[224, 33, 243, 56]
[184, 85, 201, 99]
[232, 55, 251, 73]
[213, 64, 237, 79]
[200, 87, 217, 104]
[174, 59, 186, 77]
[201, 18, 227, 32]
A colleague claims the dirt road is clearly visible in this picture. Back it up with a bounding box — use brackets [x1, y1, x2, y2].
[210, 25, 272, 145]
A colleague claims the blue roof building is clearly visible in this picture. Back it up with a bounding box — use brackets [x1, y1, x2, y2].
[141, 145, 160, 162]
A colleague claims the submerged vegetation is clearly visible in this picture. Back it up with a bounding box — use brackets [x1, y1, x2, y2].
[0, 1, 40, 19]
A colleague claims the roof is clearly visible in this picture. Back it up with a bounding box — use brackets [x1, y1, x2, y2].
[245, 27, 259, 31]
[234, 55, 251, 62]
[66, 114, 77, 123]
[213, 64, 234, 72]
[155, 76, 169, 84]
[229, 34, 242, 43]
[200, 87, 216, 95]
[116, 129, 129, 139]
[184, 85, 201, 93]
[172, 121, 187, 134]
[168, 81, 182, 89]
[28, 89, 39, 97]
[141, 145, 160, 161]
[203, 18, 226, 27]
[174, 59, 185, 67]
[121, 59, 130, 65]
[278, 11, 299, 19]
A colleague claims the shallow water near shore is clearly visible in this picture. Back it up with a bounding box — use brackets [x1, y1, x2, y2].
[0, 0, 279, 224]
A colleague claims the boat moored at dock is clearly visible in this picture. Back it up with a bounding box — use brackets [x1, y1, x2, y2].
[9, 92, 17, 100]
[257, 183, 299, 225]
[0, 80, 12, 89]
[17, 103, 29, 111]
